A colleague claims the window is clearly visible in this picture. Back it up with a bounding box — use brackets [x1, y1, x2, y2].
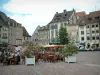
[55, 29, 58, 36]
[51, 30, 54, 38]
[92, 37, 95, 40]
[3, 28, 7, 31]
[87, 37, 90, 40]
[88, 18, 92, 21]
[81, 37, 84, 41]
[92, 31, 95, 33]
[65, 14, 67, 16]
[95, 16, 99, 20]
[87, 25, 89, 28]
[96, 30, 99, 33]
[92, 25, 94, 28]
[96, 44, 99, 47]
[2, 33, 7, 39]
[96, 37, 99, 40]
[96, 24, 98, 27]
[81, 31, 84, 35]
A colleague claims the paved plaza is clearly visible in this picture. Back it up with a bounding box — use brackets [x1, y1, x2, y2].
[0, 51, 100, 75]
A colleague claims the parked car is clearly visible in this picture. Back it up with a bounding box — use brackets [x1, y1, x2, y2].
[93, 48, 100, 51]
[79, 45, 85, 51]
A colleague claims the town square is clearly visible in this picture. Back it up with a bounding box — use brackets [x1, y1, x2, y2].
[0, 0, 100, 75]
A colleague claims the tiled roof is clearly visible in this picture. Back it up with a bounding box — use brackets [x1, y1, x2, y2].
[49, 9, 75, 23]
[75, 11, 86, 17]
[88, 10, 100, 17]
[79, 10, 100, 25]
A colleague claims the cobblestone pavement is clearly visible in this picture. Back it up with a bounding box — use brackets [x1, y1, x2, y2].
[0, 51, 100, 75]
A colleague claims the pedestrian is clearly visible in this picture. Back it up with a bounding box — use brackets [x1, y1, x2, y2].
[17, 54, 20, 65]
[21, 55, 25, 65]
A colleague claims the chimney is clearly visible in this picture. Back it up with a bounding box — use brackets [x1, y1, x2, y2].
[63, 9, 67, 13]
[56, 12, 58, 14]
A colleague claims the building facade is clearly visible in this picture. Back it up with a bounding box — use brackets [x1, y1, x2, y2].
[8, 18, 23, 45]
[31, 25, 40, 45]
[48, 9, 78, 44]
[0, 11, 29, 46]
[38, 25, 50, 46]
[66, 24, 78, 43]
[22, 26, 31, 43]
[78, 10, 100, 49]
[0, 11, 9, 43]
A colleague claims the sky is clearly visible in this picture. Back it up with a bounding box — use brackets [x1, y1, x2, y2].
[0, 0, 100, 35]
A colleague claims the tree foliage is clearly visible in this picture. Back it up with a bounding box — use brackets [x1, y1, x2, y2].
[0, 41, 8, 47]
[0, 41, 8, 52]
[22, 41, 40, 57]
[61, 44, 79, 57]
[59, 26, 69, 45]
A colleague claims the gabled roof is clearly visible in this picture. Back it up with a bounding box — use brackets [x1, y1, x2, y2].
[75, 11, 86, 17]
[0, 11, 22, 27]
[79, 10, 100, 25]
[0, 11, 9, 26]
[22, 26, 31, 37]
[32, 25, 40, 36]
[88, 10, 100, 17]
[78, 15, 88, 25]
[0, 11, 8, 22]
[49, 9, 75, 23]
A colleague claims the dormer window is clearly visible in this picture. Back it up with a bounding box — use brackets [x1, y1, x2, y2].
[88, 18, 92, 21]
[58, 15, 61, 17]
[65, 14, 67, 16]
[95, 16, 99, 20]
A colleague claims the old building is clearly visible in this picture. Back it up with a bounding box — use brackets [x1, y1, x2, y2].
[22, 26, 31, 43]
[38, 25, 49, 46]
[0, 11, 29, 46]
[31, 25, 40, 45]
[0, 11, 9, 43]
[48, 9, 78, 44]
[75, 11, 86, 23]
[78, 10, 100, 50]
[8, 18, 23, 45]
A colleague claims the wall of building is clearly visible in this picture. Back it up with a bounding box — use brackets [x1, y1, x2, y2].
[67, 24, 78, 43]
[0, 26, 8, 43]
[16, 27, 23, 45]
[38, 29, 50, 46]
[78, 25, 87, 44]
[8, 26, 16, 45]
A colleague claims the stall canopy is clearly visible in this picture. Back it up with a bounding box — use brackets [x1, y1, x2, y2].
[42, 45, 64, 50]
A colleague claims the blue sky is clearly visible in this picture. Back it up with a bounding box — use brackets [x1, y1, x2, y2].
[0, 0, 100, 35]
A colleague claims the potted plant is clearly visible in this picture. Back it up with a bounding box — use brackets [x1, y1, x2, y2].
[61, 44, 79, 63]
[22, 41, 39, 65]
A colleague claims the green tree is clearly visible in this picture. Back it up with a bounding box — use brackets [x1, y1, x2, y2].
[61, 44, 79, 57]
[59, 26, 69, 45]
[0, 41, 8, 52]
